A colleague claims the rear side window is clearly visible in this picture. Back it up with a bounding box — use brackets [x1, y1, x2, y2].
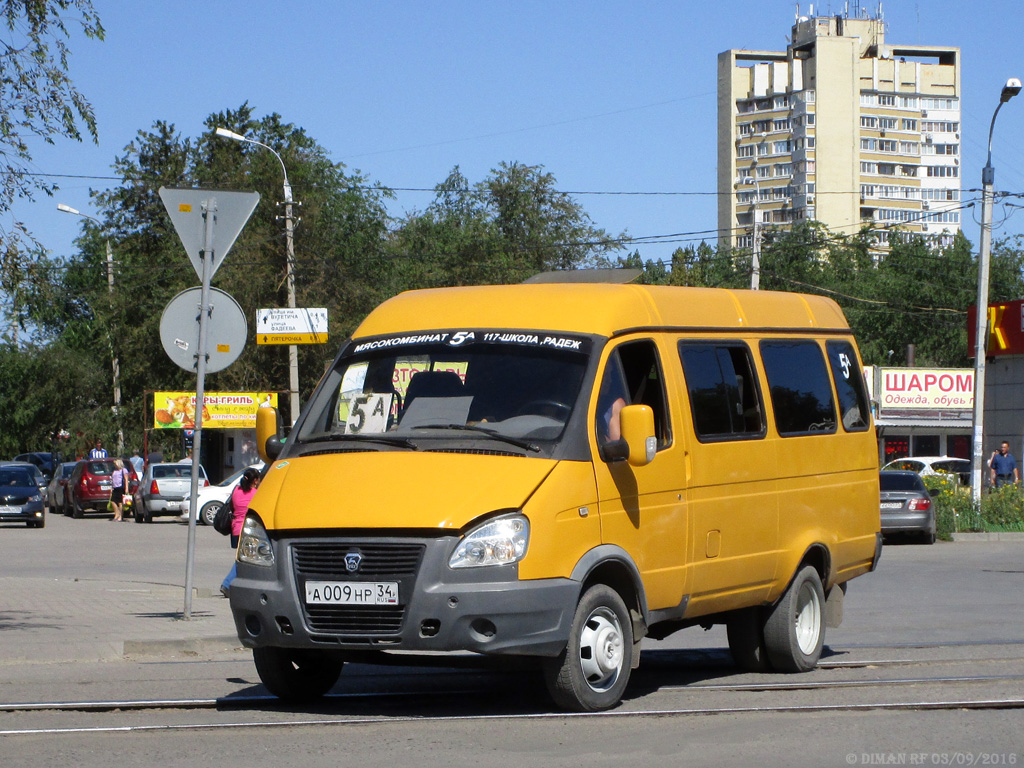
[826, 340, 871, 432]
[759, 340, 836, 436]
[879, 472, 927, 492]
[678, 342, 765, 441]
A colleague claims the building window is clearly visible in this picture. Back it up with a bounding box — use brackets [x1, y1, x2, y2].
[860, 116, 878, 129]
[737, 145, 755, 158]
[738, 123, 754, 136]
[899, 141, 919, 155]
[878, 94, 897, 106]
[878, 163, 896, 175]
[861, 138, 877, 151]
[774, 95, 790, 108]
[860, 93, 876, 106]
[921, 97, 959, 111]
[757, 165, 771, 179]
[775, 163, 792, 177]
[900, 96, 919, 109]
[773, 119, 791, 131]
[773, 140, 792, 154]
[900, 165, 919, 177]
[757, 143, 770, 157]
[902, 118, 918, 131]
[922, 121, 959, 133]
[861, 161, 877, 174]
[879, 117, 898, 130]
[926, 165, 959, 178]
[879, 139, 898, 152]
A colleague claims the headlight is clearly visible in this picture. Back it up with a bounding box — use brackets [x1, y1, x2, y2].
[449, 514, 529, 569]
[237, 513, 275, 567]
[30, 492, 42, 502]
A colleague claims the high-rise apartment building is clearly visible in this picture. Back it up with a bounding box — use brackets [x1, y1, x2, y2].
[718, 8, 961, 250]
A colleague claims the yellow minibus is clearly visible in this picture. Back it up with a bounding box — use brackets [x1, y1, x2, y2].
[231, 281, 881, 711]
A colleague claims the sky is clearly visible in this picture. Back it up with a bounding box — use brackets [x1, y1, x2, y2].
[10, 0, 1024, 271]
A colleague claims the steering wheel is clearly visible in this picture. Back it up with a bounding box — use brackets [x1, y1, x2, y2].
[516, 400, 572, 420]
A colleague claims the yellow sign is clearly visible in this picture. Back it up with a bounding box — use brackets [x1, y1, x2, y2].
[258, 333, 325, 345]
[153, 391, 278, 429]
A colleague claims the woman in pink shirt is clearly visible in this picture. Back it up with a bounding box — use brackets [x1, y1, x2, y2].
[221, 467, 261, 596]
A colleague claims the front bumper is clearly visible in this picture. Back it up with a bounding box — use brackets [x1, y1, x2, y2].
[0, 503, 44, 523]
[229, 534, 580, 658]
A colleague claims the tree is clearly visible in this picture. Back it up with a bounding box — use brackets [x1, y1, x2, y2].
[0, 0, 103, 246]
[389, 163, 625, 286]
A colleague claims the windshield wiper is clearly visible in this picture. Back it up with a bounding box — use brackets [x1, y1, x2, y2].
[315, 433, 419, 450]
[410, 423, 540, 453]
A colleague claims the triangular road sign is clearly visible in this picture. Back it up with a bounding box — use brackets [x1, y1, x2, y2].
[159, 187, 260, 281]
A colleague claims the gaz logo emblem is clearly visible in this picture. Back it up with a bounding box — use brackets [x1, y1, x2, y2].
[344, 552, 363, 573]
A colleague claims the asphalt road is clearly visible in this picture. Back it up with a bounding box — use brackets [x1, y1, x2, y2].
[1, 512, 1022, 767]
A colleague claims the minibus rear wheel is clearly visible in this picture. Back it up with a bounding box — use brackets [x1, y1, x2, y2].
[763, 565, 825, 672]
[544, 584, 633, 712]
[252, 646, 343, 701]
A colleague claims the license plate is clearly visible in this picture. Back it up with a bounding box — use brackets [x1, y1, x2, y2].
[0, 506, 18, 514]
[165, 501, 181, 511]
[880, 501, 903, 509]
[305, 581, 399, 605]
[99, 482, 111, 490]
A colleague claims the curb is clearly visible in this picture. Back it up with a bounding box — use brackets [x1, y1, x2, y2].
[122, 635, 244, 658]
[951, 532, 1024, 542]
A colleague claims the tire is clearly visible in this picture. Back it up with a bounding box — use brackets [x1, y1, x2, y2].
[134, 503, 149, 523]
[252, 646, 343, 701]
[62, 496, 72, 517]
[726, 607, 772, 672]
[763, 565, 825, 673]
[543, 584, 634, 712]
[200, 501, 222, 527]
[71, 495, 83, 519]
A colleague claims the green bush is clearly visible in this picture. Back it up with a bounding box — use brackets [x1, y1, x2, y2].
[921, 478, 1024, 538]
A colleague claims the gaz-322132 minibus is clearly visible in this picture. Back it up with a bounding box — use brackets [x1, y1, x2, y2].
[230, 278, 881, 712]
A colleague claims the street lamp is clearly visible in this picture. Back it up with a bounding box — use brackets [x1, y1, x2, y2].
[970, 77, 1022, 506]
[214, 127, 301, 426]
[58, 203, 123, 456]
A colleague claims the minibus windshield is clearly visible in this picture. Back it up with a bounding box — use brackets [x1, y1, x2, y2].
[297, 330, 591, 449]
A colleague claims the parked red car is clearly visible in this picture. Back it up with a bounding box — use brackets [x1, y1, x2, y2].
[63, 460, 139, 518]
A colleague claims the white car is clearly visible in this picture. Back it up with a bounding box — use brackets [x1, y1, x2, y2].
[181, 463, 264, 526]
[880, 455, 971, 485]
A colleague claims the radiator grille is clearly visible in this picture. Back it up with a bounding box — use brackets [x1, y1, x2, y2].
[291, 541, 424, 636]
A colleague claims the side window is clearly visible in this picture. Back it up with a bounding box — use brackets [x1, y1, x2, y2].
[826, 340, 871, 432]
[595, 340, 671, 449]
[678, 342, 765, 441]
[759, 340, 837, 436]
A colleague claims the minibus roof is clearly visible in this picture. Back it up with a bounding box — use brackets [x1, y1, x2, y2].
[353, 284, 851, 340]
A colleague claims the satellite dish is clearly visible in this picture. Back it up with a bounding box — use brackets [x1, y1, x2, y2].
[160, 287, 247, 373]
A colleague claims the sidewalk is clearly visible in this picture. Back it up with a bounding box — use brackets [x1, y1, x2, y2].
[2, 574, 241, 664]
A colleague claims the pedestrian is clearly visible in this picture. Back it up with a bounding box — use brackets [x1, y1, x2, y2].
[129, 449, 144, 475]
[989, 441, 1020, 488]
[89, 440, 108, 459]
[220, 467, 261, 597]
[109, 459, 129, 522]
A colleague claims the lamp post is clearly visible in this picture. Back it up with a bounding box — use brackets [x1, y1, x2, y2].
[58, 203, 123, 456]
[970, 78, 1022, 506]
[214, 127, 301, 426]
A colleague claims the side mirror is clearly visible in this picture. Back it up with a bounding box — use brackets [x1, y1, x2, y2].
[620, 404, 657, 467]
[599, 405, 657, 467]
[256, 406, 284, 463]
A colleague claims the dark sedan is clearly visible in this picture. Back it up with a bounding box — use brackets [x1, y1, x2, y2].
[0, 463, 46, 528]
[879, 470, 935, 545]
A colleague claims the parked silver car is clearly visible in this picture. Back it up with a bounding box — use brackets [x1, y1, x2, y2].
[45, 461, 78, 510]
[879, 470, 936, 545]
[133, 462, 208, 523]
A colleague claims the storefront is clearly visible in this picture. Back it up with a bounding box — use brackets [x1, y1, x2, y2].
[866, 366, 973, 465]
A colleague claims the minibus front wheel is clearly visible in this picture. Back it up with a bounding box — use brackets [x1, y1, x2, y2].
[763, 565, 825, 672]
[544, 584, 634, 712]
[252, 646, 343, 701]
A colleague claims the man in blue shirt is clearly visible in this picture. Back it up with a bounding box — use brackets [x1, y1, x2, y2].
[989, 441, 1019, 488]
[88, 440, 108, 460]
